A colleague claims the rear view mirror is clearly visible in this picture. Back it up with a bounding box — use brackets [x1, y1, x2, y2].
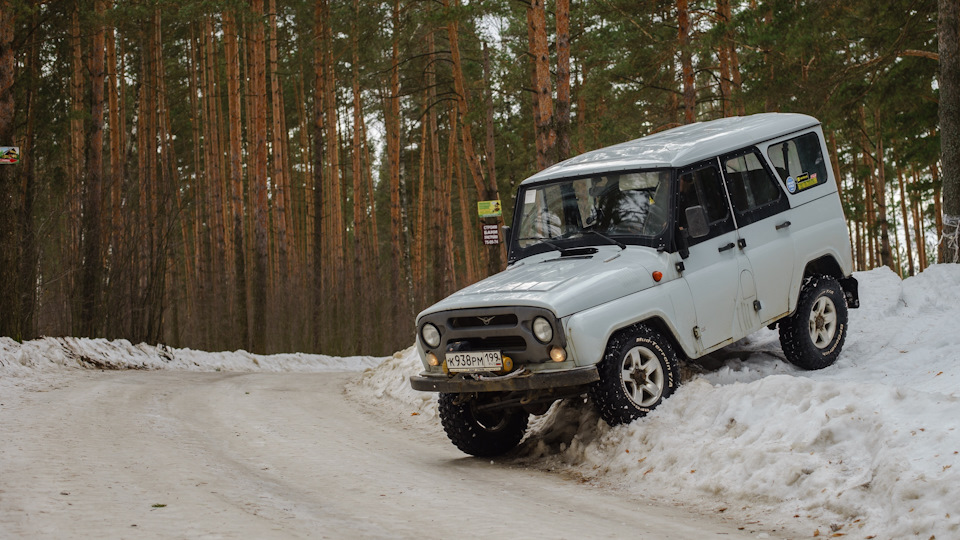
[685, 206, 710, 238]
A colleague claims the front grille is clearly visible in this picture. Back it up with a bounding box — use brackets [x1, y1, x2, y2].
[420, 306, 564, 365]
[449, 336, 527, 352]
[449, 314, 518, 329]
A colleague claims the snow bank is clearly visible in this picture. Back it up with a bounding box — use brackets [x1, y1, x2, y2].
[0, 336, 382, 375]
[354, 265, 960, 539]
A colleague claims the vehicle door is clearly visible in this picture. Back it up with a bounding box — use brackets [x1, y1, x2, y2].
[676, 160, 744, 352]
[720, 147, 795, 328]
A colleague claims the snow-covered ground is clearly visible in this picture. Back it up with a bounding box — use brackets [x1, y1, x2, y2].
[3, 265, 959, 538]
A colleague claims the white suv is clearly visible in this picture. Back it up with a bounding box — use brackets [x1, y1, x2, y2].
[411, 113, 859, 456]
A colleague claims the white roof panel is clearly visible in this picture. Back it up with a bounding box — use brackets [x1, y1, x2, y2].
[522, 113, 820, 185]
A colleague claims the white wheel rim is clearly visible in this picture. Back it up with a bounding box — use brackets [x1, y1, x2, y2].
[808, 295, 838, 349]
[621, 346, 665, 407]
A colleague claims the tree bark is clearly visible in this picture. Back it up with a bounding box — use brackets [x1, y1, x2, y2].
[387, 0, 404, 325]
[527, 0, 555, 169]
[939, 0, 960, 262]
[678, 0, 696, 123]
[224, 10, 249, 349]
[446, 0, 506, 274]
[0, 0, 17, 337]
[79, 0, 106, 336]
[251, 0, 270, 353]
[268, 0, 290, 277]
[555, 0, 571, 161]
[897, 163, 915, 276]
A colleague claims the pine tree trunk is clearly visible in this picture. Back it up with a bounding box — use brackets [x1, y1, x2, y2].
[224, 10, 249, 349]
[387, 0, 404, 327]
[897, 164, 914, 276]
[875, 114, 893, 270]
[351, 0, 367, 348]
[312, 0, 326, 350]
[79, 0, 106, 336]
[939, 0, 960, 262]
[251, 0, 270, 353]
[447, 0, 506, 275]
[413, 95, 428, 307]
[716, 0, 731, 117]
[0, 0, 17, 337]
[322, 0, 344, 317]
[426, 30, 444, 302]
[725, 0, 745, 115]
[18, 7, 39, 339]
[932, 163, 943, 263]
[455, 123, 478, 286]
[527, 0, 555, 169]
[555, 0, 571, 161]
[678, 0, 696, 123]
[911, 168, 927, 271]
[268, 0, 290, 278]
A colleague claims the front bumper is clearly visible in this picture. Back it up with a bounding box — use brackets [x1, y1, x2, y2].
[409, 366, 599, 393]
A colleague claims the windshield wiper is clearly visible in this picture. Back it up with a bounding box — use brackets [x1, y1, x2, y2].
[517, 236, 566, 253]
[585, 230, 626, 250]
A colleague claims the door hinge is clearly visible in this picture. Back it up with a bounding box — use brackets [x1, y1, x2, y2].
[692, 326, 701, 339]
[675, 261, 685, 274]
[753, 299, 762, 312]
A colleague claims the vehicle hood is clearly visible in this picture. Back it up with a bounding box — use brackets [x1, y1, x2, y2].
[419, 246, 669, 319]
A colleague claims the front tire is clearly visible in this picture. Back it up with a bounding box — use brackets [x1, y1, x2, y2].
[589, 325, 681, 426]
[779, 274, 848, 370]
[438, 393, 529, 457]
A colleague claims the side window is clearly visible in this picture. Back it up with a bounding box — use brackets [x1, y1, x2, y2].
[766, 132, 829, 195]
[723, 149, 789, 226]
[677, 163, 733, 243]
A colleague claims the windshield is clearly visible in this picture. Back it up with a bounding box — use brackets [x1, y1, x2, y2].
[511, 170, 672, 258]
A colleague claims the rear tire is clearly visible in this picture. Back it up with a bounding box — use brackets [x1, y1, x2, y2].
[779, 274, 848, 370]
[589, 325, 681, 426]
[438, 393, 529, 457]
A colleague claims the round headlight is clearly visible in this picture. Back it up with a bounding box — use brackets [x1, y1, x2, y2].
[421, 323, 441, 348]
[532, 317, 553, 343]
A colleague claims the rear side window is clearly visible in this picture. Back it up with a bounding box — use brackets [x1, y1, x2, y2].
[766, 132, 829, 195]
[723, 149, 789, 226]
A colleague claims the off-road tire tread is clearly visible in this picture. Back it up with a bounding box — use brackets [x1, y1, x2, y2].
[779, 274, 848, 370]
[438, 393, 529, 457]
[588, 325, 681, 426]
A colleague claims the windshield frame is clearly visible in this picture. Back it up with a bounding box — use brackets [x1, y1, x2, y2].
[508, 168, 676, 263]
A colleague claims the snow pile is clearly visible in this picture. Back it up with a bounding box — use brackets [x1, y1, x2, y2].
[0, 336, 381, 375]
[355, 265, 960, 539]
[351, 346, 439, 418]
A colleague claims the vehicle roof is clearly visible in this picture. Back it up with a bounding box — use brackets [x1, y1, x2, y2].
[521, 113, 820, 185]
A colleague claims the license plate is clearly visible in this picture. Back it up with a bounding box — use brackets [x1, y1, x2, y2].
[445, 350, 503, 372]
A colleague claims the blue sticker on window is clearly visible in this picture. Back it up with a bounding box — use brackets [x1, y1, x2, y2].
[786, 176, 797, 194]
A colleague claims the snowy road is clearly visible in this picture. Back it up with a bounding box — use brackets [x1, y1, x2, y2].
[0, 371, 770, 539]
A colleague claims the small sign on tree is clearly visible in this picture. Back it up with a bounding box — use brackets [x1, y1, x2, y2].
[477, 200, 502, 218]
[0, 147, 19, 164]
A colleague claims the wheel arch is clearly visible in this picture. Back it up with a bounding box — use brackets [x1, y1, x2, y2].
[606, 317, 691, 364]
[794, 254, 859, 311]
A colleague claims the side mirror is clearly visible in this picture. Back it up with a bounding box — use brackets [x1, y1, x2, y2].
[685, 206, 710, 239]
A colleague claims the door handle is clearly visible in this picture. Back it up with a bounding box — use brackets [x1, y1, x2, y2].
[718, 242, 735, 252]
[776, 220, 791, 231]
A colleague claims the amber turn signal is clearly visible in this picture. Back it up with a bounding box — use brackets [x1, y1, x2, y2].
[652, 271, 663, 282]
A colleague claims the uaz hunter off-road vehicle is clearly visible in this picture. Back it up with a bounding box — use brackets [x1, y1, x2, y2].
[410, 113, 859, 456]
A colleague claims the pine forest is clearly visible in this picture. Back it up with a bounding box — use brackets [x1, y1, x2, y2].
[0, 0, 956, 356]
